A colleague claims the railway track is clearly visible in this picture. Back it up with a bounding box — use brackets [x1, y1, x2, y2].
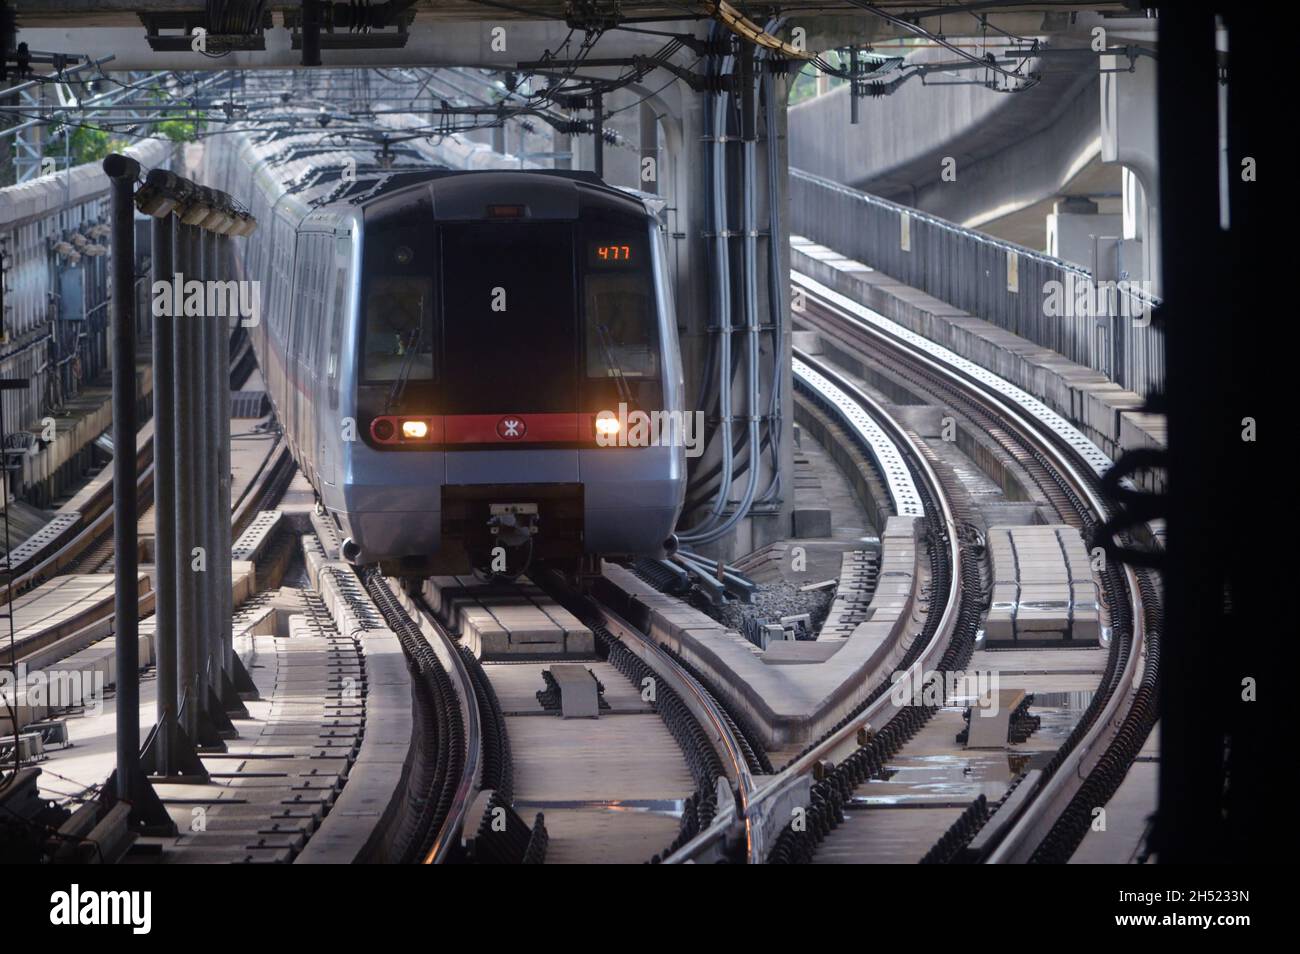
[782, 274, 1161, 864]
[358, 566, 762, 863]
[0, 436, 293, 688]
[4, 271, 1158, 865]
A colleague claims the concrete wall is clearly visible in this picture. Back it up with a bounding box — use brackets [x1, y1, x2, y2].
[788, 47, 1100, 229]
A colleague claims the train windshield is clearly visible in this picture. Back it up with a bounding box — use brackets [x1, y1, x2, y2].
[361, 220, 435, 383]
[583, 223, 661, 411]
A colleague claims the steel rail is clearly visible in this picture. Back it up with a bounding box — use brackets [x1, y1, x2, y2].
[660, 341, 963, 862]
[384, 583, 483, 865]
[754, 348, 962, 782]
[587, 593, 759, 864]
[792, 274, 1152, 864]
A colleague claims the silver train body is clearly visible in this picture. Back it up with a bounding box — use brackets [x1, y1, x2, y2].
[204, 130, 686, 572]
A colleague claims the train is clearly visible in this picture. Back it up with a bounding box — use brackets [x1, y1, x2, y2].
[204, 128, 686, 575]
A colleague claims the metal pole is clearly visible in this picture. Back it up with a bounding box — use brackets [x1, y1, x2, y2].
[302, 0, 322, 68]
[196, 227, 215, 694]
[216, 234, 234, 674]
[103, 153, 141, 802]
[554, 127, 571, 171]
[203, 228, 222, 685]
[592, 91, 604, 180]
[849, 49, 861, 126]
[174, 222, 200, 737]
[151, 212, 177, 774]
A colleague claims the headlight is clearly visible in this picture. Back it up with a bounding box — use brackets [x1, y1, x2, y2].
[594, 414, 620, 436]
[402, 419, 429, 439]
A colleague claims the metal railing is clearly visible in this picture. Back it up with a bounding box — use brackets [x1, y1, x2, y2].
[788, 168, 1164, 397]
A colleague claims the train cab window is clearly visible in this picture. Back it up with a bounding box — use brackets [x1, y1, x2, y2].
[582, 227, 661, 409]
[362, 275, 434, 382]
[360, 216, 436, 384]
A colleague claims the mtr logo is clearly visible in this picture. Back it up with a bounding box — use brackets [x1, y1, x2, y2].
[496, 416, 527, 440]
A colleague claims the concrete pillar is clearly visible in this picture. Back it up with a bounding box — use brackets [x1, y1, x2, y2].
[1100, 52, 1161, 294]
[1046, 196, 1124, 273]
[639, 102, 659, 194]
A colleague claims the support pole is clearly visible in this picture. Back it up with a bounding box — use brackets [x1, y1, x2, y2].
[104, 154, 141, 805]
[301, 0, 322, 67]
[554, 127, 572, 170]
[174, 221, 200, 739]
[202, 228, 220, 689]
[592, 90, 604, 180]
[150, 212, 177, 776]
[216, 234, 234, 677]
[849, 49, 861, 126]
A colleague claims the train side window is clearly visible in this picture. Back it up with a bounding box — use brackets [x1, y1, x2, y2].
[327, 236, 348, 408]
[275, 221, 291, 336]
[317, 233, 331, 372]
[305, 234, 323, 372]
[290, 234, 310, 360]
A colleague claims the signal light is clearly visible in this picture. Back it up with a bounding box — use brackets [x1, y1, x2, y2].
[372, 419, 395, 441]
[402, 420, 429, 440]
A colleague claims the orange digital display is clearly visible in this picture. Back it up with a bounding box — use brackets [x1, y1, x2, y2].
[588, 238, 641, 269]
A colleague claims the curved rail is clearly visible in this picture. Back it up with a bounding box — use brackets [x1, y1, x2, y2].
[793, 273, 1156, 863]
[793, 355, 926, 517]
[585, 593, 759, 863]
[364, 574, 482, 864]
[655, 343, 964, 862]
[408, 594, 483, 865]
[753, 348, 964, 795]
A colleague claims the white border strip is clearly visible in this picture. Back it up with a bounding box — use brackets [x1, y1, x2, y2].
[793, 270, 1119, 482]
[793, 355, 925, 517]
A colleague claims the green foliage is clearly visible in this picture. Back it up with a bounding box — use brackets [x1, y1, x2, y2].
[149, 87, 206, 143]
[788, 69, 821, 105]
[787, 64, 846, 106]
[155, 112, 205, 143]
[42, 123, 127, 168]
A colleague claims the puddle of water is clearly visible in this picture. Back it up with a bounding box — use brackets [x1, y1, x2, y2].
[1026, 690, 1096, 744]
[512, 798, 685, 820]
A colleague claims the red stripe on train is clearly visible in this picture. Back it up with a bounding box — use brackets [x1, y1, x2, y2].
[443, 413, 586, 444]
[369, 413, 602, 446]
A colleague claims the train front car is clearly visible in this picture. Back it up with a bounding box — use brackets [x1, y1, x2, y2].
[340, 171, 686, 575]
